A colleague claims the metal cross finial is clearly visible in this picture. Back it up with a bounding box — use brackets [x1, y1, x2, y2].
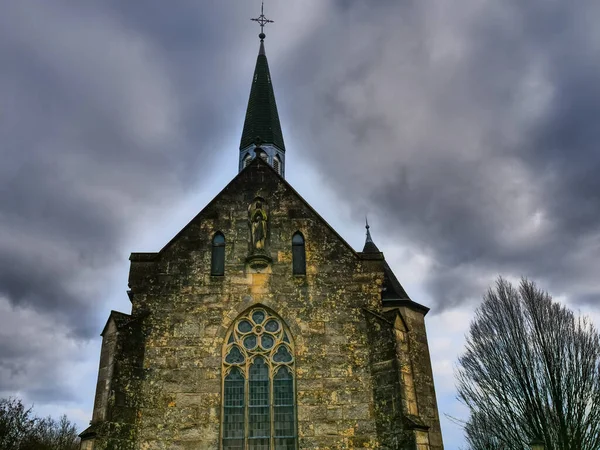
[365, 216, 374, 243]
[251, 1, 274, 39]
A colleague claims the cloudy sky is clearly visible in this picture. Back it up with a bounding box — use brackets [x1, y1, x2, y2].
[1, 0, 599, 448]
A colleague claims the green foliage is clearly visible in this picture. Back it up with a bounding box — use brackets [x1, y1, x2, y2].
[456, 278, 600, 450]
[0, 397, 79, 450]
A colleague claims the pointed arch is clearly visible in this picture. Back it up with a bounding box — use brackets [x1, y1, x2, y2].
[211, 232, 225, 276]
[292, 232, 306, 275]
[221, 307, 297, 449]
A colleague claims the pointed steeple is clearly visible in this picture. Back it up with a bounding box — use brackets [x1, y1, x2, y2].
[240, 37, 285, 151]
[239, 4, 286, 177]
[362, 217, 381, 253]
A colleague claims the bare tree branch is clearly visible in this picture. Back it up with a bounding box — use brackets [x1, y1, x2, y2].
[0, 397, 79, 450]
[456, 278, 600, 450]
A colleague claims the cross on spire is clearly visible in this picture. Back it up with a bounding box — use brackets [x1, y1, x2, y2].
[251, 1, 274, 40]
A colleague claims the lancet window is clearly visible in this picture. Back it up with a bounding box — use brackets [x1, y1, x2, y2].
[222, 308, 297, 450]
[211, 232, 226, 276]
[292, 233, 305, 275]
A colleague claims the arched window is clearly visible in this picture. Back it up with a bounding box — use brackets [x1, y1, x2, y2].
[273, 155, 281, 174]
[211, 232, 225, 276]
[222, 308, 296, 450]
[244, 154, 252, 168]
[292, 232, 306, 275]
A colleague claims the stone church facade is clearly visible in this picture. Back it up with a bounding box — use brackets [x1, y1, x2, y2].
[80, 23, 444, 450]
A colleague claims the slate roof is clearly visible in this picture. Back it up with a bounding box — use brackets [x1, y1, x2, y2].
[100, 310, 132, 336]
[359, 223, 430, 314]
[382, 261, 430, 315]
[239, 40, 286, 151]
[382, 260, 410, 300]
[361, 223, 407, 298]
[78, 423, 98, 439]
[362, 222, 381, 253]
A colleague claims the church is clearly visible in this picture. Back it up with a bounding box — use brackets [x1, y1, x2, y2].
[80, 8, 443, 450]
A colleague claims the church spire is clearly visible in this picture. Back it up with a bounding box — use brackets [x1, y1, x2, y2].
[362, 217, 381, 253]
[239, 3, 286, 177]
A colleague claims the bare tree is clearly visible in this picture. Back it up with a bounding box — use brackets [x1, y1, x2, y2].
[456, 278, 600, 450]
[0, 397, 79, 450]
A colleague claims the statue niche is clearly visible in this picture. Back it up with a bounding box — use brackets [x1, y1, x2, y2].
[249, 198, 268, 251]
[246, 197, 272, 270]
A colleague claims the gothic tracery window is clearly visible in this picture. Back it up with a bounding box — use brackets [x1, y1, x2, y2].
[222, 308, 297, 450]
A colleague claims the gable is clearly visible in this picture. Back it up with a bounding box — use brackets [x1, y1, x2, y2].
[100, 310, 131, 336]
[138, 157, 359, 262]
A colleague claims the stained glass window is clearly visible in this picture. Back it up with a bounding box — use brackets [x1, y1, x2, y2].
[244, 335, 257, 350]
[249, 358, 270, 449]
[261, 335, 274, 350]
[252, 310, 266, 325]
[265, 320, 279, 333]
[273, 367, 295, 450]
[223, 368, 245, 449]
[273, 346, 292, 364]
[222, 308, 296, 450]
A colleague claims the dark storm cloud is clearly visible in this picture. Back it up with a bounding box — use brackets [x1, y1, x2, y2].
[0, 0, 262, 402]
[278, 0, 600, 309]
[2, 0, 599, 423]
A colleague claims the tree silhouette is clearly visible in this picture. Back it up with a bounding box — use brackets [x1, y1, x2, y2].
[0, 397, 79, 450]
[456, 278, 600, 450]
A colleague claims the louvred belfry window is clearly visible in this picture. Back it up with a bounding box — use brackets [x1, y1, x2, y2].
[222, 308, 297, 450]
[273, 156, 281, 174]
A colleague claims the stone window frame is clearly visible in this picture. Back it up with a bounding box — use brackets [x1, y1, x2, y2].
[221, 307, 297, 449]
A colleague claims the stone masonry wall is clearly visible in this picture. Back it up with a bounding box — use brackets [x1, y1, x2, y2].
[87, 160, 444, 450]
[123, 161, 390, 449]
[386, 306, 444, 450]
[92, 320, 117, 424]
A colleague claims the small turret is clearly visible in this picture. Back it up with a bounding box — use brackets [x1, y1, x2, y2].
[362, 217, 381, 253]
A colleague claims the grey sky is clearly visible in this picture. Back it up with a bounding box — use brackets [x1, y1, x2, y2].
[1, 1, 599, 448]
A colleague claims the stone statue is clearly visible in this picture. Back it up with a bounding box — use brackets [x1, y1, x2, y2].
[248, 198, 268, 251]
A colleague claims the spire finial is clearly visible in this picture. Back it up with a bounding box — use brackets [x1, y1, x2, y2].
[362, 216, 380, 253]
[251, 2, 274, 41]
